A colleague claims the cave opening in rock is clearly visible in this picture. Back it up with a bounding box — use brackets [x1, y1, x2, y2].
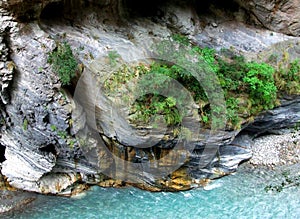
[122, 0, 168, 18]
[0, 145, 6, 163]
[40, 1, 65, 20]
[195, 0, 240, 14]
[40, 144, 57, 156]
[40, 0, 89, 22]
[121, 0, 241, 19]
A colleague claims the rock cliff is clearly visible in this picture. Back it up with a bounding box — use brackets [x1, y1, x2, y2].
[0, 0, 300, 195]
[236, 0, 300, 36]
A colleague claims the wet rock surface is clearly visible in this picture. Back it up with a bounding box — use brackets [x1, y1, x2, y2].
[0, 190, 36, 214]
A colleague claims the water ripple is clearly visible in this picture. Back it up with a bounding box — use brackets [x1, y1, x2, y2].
[5, 165, 300, 219]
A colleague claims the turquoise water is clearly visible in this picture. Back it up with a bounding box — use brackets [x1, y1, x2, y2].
[6, 165, 300, 219]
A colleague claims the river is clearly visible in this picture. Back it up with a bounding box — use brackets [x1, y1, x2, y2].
[5, 164, 300, 219]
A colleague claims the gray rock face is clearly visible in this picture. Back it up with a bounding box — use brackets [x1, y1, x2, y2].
[235, 0, 300, 36]
[195, 21, 296, 54]
[245, 96, 300, 136]
[0, 33, 13, 105]
[0, 0, 299, 194]
[0, 6, 83, 194]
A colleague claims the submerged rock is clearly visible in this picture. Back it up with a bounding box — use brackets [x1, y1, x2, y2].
[0, 190, 36, 214]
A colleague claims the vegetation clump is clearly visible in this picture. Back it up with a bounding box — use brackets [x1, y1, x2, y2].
[275, 58, 300, 95]
[103, 35, 300, 130]
[48, 42, 78, 85]
[23, 118, 28, 131]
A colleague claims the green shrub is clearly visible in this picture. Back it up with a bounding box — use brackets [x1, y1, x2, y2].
[48, 42, 78, 85]
[287, 59, 300, 81]
[194, 47, 219, 73]
[243, 62, 277, 109]
[275, 59, 300, 94]
[108, 50, 121, 67]
[130, 95, 182, 126]
[104, 35, 299, 130]
[50, 124, 57, 132]
[217, 55, 246, 92]
[215, 53, 278, 124]
[172, 34, 190, 46]
[225, 97, 240, 128]
[57, 130, 67, 139]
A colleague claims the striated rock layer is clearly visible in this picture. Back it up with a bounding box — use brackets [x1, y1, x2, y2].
[0, 0, 299, 194]
[236, 0, 300, 36]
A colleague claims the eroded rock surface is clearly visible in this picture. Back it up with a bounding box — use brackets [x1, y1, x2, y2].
[245, 96, 300, 135]
[0, 0, 299, 194]
[236, 0, 300, 36]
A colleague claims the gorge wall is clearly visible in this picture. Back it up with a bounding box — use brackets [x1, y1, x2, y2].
[0, 0, 300, 195]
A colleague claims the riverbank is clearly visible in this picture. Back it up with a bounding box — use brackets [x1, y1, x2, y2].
[250, 130, 300, 167]
[1, 129, 300, 214]
[3, 163, 300, 219]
